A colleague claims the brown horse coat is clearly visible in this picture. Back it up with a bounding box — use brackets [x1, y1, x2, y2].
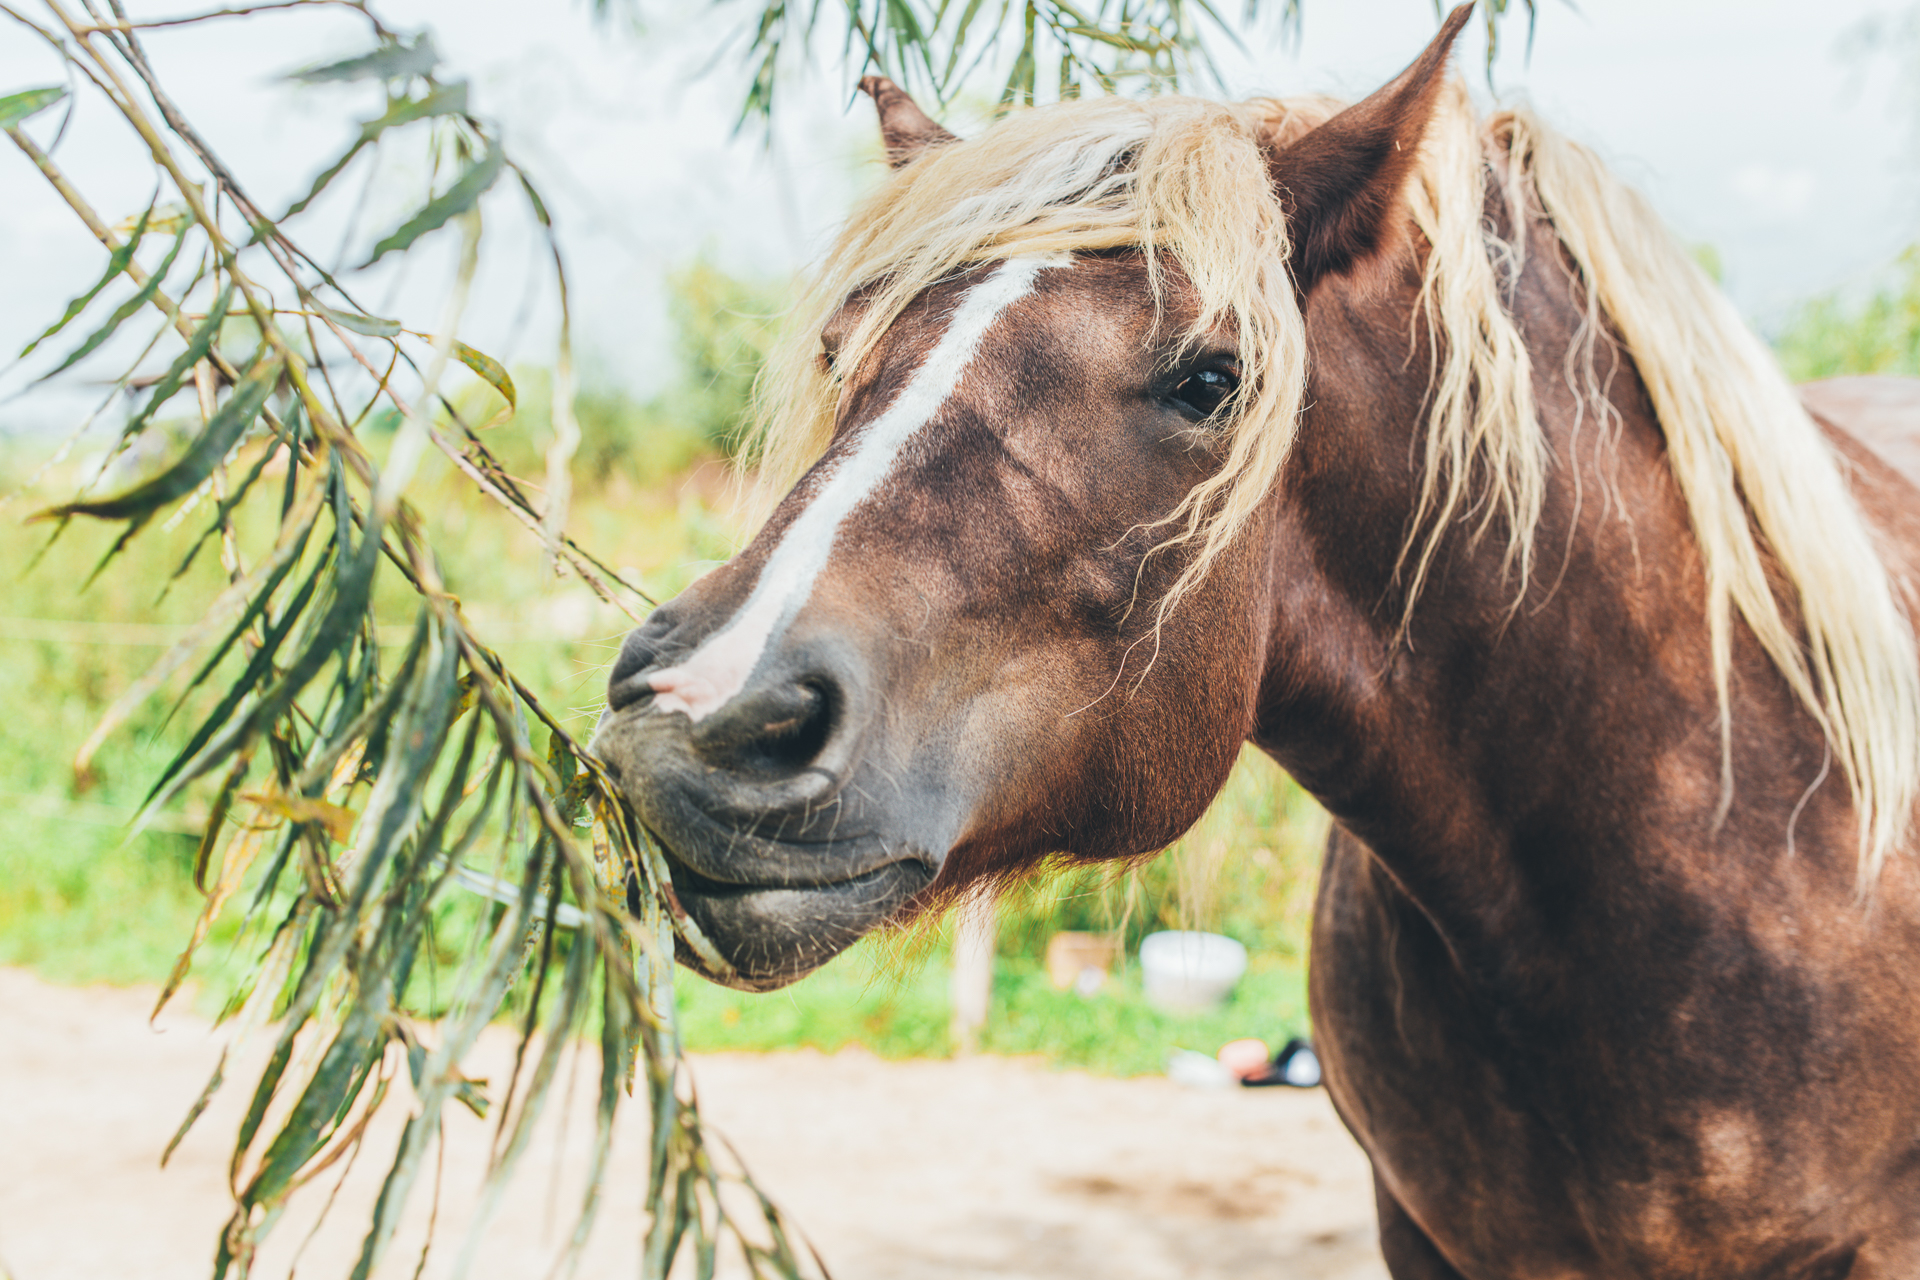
[1296, 214, 1920, 1279]
[595, 12, 1920, 1274]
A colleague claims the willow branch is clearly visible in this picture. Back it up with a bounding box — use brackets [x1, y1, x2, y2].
[5, 126, 190, 336]
[311, 309, 645, 620]
[43, 0, 635, 612]
[4, 120, 327, 491]
[70, 0, 372, 33]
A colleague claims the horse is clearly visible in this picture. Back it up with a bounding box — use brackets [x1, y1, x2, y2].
[592, 8, 1920, 1274]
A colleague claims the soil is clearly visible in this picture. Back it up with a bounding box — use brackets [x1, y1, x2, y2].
[0, 967, 1386, 1279]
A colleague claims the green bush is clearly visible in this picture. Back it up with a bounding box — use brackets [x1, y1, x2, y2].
[658, 259, 785, 453]
[1776, 247, 1920, 382]
[496, 260, 785, 487]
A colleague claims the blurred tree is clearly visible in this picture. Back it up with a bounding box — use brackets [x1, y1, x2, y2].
[661, 260, 783, 452]
[502, 260, 781, 484]
[1771, 9, 1920, 381]
[1777, 248, 1920, 381]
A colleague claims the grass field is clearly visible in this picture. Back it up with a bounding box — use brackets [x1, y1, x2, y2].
[0, 418, 1325, 1077]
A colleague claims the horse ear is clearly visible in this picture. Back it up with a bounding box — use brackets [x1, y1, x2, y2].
[859, 76, 958, 169]
[1268, 4, 1473, 295]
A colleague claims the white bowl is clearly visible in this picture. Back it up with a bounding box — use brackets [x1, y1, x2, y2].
[1138, 930, 1248, 1014]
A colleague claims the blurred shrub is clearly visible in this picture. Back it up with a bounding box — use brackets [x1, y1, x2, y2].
[656, 259, 784, 453]
[491, 259, 784, 487]
[1691, 242, 1724, 285]
[1776, 246, 1920, 381]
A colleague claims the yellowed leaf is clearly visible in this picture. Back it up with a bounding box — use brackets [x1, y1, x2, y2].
[243, 787, 359, 843]
[113, 200, 194, 238]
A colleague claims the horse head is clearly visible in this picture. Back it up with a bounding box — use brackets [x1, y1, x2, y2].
[590, 7, 1478, 989]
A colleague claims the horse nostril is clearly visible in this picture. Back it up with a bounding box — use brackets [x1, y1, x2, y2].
[693, 677, 839, 776]
[608, 671, 655, 714]
[608, 609, 679, 712]
[757, 680, 836, 771]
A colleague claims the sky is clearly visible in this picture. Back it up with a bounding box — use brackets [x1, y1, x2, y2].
[1, 0, 1915, 427]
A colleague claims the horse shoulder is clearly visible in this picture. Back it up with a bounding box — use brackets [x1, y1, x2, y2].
[1800, 375, 1920, 589]
[1799, 376, 1920, 483]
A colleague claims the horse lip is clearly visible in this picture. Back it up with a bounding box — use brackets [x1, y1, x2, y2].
[660, 842, 933, 896]
[665, 854, 938, 992]
[642, 787, 928, 889]
[679, 765, 849, 827]
[595, 699, 861, 821]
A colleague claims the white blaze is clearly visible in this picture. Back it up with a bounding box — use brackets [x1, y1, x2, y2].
[649, 254, 1069, 722]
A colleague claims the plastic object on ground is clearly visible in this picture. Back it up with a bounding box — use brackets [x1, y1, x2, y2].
[1138, 930, 1248, 1014]
[1242, 1037, 1323, 1089]
[1216, 1037, 1271, 1079]
[1166, 1048, 1238, 1089]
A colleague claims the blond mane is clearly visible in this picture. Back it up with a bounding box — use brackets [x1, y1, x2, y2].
[748, 82, 1920, 882]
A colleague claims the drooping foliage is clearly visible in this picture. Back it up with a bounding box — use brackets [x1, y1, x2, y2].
[1, 5, 812, 1274]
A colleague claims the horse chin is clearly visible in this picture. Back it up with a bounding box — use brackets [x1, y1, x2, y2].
[662, 850, 937, 992]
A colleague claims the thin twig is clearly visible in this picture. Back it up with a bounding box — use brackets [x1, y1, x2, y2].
[310, 308, 645, 619]
[71, 0, 369, 32]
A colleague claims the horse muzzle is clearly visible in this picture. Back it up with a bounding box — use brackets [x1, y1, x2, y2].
[590, 622, 944, 991]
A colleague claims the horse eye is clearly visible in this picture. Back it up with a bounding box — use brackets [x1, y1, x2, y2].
[1171, 366, 1239, 421]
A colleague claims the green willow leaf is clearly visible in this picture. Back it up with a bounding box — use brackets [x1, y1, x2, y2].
[314, 304, 402, 338]
[283, 82, 470, 219]
[161, 1048, 225, 1168]
[37, 354, 282, 523]
[155, 518, 385, 814]
[127, 202, 196, 238]
[234, 1036, 296, 1185]
[120, 279, 234, 442]
[145, 540, 333, 810]
[166, 416, 286, 583]
[19, 203, 155, 359]
[360, 147, 504, 267]
[167, 499, 320, 724]
[942, 0, 991, 81]
[40, 217, 196, 379]
[0, 84, 65, 129]
[515, 169, 553, 228]
[1055, 24, 1154, 50]
[244, 1010, 386, 1211]
[287, 34, 439, 85]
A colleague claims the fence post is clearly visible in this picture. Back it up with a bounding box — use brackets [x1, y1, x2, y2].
[950, 896, 996, 1055]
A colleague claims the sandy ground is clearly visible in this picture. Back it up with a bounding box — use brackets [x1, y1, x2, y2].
[0, 967, 1386, 1279]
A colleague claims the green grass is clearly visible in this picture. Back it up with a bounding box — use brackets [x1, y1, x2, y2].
[0, 816, 211, 986]
[981, 956, 1309, 1074]
[674, 946, 1311, 1077]
[0, 486, 257, 995]
[0, 422, 1327, 1070]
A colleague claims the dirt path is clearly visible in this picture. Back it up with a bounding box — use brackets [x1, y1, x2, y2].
[0, 968, 1385, 1279]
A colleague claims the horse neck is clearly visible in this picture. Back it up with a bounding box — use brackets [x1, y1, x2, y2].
[1251, 203, 1845, 927]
